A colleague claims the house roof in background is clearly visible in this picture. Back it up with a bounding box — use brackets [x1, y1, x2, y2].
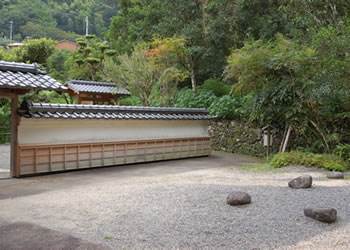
[18, 102, 213, 120]
[0, 61, 67, 91]
[65, 80, 130, 95]
[57, 40, 78, 45]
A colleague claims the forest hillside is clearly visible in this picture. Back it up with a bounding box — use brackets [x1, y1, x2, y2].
[0, 0, 117, 42]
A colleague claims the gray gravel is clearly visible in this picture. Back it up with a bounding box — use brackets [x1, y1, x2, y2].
[0, 145, 10, 172]
[0, 145, 10, 179]
[0, 153, 350, 249]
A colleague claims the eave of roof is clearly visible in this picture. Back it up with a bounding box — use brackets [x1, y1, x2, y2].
[18, 102, 213, 120]
[65, 79, 130, 95]
[0, 61, 67, 91]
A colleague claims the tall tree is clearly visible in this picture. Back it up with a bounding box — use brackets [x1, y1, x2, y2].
[108, 0, 236, 91]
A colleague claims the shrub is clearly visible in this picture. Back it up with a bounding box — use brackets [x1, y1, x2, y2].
[209, 95, 239, 119]
[333, 144, 350, 163]
[118, 96, 141, 106]
[199, 79, 231, 97]
[175, 88, 217, 109]
[269, 151, 348, 172]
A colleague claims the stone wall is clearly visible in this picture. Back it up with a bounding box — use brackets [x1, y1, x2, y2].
[209, 120, 282, 157]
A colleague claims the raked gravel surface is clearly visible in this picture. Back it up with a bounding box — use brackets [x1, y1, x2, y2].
[0, 153, 350, 249]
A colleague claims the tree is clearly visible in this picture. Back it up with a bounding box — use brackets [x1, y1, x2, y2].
[103, 37, 190, 106]
[20, 22, 80, 41]
[0, 0, 56, 37]
[16, 38, 57, 65]
[225, 35, 319, 150]
[148, 36, 189, 106]
[47, 50, 75, 83]
[103, 44, 157, 106]
[107, 0, 163, 54]
[107, 0, 237, 91]
[73, 35, 116, 81]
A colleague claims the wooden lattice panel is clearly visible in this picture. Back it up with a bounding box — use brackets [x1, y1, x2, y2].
[18, 137, 211, 176]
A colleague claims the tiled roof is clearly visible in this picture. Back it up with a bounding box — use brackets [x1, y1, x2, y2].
[0, 61, 67, 90]
[65, 80, 130, 95]
[18, 102, 213, 120]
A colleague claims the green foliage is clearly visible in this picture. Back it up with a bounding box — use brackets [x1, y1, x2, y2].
[224, 32, 350, 151]
[0, 99, 11, 144]
[16, 38, 57, 65]
[209, 96, 240, 119]
[333, 144, 350, 163]
[199, 79, 230, 97]
[103, 45, 157, 106]
[175, 88, 216, 109]
[47, 50, 75, 82]
[108, 0, 237, 89]
[175, 88, 249, 120]
[118, 96, 141, 106]
[20, 22, 80, 41]
[72, 35, 113, 81]
[0, 0, 56, 37]
[242, 163, 284, 173]
[270, 151, 348, 172]
[0, 0, 117, 40]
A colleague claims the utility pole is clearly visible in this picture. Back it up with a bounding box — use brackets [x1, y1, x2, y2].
[85, 16, 89, 35]
[9, 20, 13, 43]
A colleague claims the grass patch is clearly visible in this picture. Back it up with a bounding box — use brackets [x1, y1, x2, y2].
[104, 235, 113, 240]
[270, 151, 349, 172]
[242, 163, 284, 173]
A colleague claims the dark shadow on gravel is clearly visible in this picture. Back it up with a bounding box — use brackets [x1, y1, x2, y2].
[0, 219, 109, 250]
[0, 153, 260, 200]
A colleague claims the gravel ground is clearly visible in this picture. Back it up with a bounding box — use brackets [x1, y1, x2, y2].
[0, 153, 350, 249]
[0, 145, 10, 172]
[0, 145, 10, 179]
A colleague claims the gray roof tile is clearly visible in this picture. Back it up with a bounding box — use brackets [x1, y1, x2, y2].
[65, 79, 130, 95]
[18, 102, 213, 121]
[0, 61, 66, 90]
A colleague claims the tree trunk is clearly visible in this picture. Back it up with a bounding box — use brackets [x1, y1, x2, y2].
[310, 120, 330, 152]
[190, 63, 196, 93]
[279, 126, 288, 152]
[281, 125, 292, 153]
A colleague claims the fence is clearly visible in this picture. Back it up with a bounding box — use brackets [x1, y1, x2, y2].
[18, 137, 211, 176]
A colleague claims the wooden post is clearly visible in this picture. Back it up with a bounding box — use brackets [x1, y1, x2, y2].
[77, 95, 82, 104]
[266, 126, 271, 157]
[10, 96, 19, 177]
[281, 125, 292, 153]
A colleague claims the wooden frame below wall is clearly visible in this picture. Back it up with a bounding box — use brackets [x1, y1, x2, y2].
[18, 137, 211, 176]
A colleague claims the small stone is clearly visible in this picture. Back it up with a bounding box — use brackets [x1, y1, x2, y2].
[227, 191, 251, 206]
[327, 172, 344, 179]
[288, 175, 312, 189]
[304, 207, 337, 223]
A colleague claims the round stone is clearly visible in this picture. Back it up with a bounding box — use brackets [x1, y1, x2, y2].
[227, 191, 251, 206]
[327, 172, 344, 179]
[304, 207, 337, 223]
[288, 175, 312, 189]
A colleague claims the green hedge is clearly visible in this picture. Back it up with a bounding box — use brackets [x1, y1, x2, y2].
[269, 151, 349, 172]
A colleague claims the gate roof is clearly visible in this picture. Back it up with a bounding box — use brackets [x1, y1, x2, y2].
[0, 61, 66, 91]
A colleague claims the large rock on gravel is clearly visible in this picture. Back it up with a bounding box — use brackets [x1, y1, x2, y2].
[327, 172, 344, 179]
[227, 191, 251, 206]
[288, 175, 312, 189]
[304, 207, 337, 223]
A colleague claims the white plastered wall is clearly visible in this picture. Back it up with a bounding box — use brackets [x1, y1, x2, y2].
[18, 118, 209, 145]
